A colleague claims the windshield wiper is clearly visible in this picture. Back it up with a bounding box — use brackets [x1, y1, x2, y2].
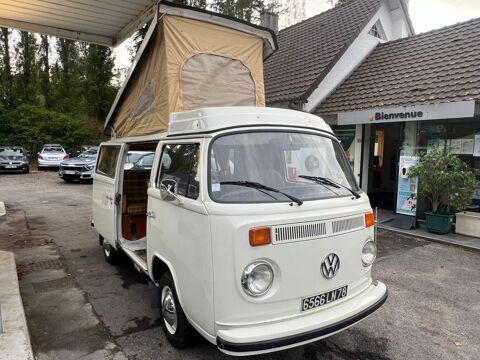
[220, 181, 303, 206]
[299, 175, 361, 199]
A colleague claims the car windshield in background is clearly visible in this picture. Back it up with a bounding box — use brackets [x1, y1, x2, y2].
[0, 147, 25, 155]
[78, 148, 98, 159]
[209, 131, 359, 204]
[135, 153, 154, 167]
[43, 147, 64, 153]
[126, 152, 145, 164]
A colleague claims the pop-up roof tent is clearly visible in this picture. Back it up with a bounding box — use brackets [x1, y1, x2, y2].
[105, 1, 277, 137]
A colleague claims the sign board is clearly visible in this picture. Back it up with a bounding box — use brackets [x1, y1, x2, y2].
[338, 100, 475, 125]
[396, 156, 419, 216]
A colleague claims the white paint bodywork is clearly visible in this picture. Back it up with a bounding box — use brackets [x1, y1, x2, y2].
[92, 107, 387, 355]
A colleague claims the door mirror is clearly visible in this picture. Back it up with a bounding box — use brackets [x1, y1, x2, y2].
[160, 179, 184, 205]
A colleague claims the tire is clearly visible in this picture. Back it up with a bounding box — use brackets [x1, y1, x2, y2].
[159, 272, 194, 348]
[103, 241, 121, 265]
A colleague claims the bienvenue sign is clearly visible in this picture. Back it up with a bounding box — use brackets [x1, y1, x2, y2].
[338, 101, 475, 125]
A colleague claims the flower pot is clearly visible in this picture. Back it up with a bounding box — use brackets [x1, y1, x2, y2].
[455, 211, 480, 237]
[425, 212, 454, 234]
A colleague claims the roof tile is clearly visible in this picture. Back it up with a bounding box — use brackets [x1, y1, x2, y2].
[264, 0, 382, 104]
[317, 18, 480, 114]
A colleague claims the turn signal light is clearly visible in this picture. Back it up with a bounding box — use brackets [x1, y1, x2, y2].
[249, 227, 271, 247]
[365, 212, 375, 228]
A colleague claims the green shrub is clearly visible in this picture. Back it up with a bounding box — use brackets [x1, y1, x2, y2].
[409, 148, 477, 213]
[0, 104, 104, 155]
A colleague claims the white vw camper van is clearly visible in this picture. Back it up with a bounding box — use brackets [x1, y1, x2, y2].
[92, 2, 386, 356]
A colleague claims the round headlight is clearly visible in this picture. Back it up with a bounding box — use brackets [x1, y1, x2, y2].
[241, 261, 274, 297]
[362, 240, 377, 267]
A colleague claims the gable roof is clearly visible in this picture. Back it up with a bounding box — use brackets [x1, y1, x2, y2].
[316, 17, 480, 115]
[264, 0, 383, 105]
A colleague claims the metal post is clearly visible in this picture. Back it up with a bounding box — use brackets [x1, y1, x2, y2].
[0, 304, 3, 334]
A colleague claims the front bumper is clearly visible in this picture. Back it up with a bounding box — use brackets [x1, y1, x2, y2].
[38, 159, 63, 167]
[59, 170, 93, 180]
[0, 163, 29, 172]
[216, 281, 387, 356]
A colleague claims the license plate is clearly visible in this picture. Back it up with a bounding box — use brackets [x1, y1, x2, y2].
[64, 170, 76, 175]
[301, 285, 348, 312]
[5, 165, 16, 169]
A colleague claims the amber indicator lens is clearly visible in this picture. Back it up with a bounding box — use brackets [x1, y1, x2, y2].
[249, 227, 272, 246]
[365, 212, 375, 228]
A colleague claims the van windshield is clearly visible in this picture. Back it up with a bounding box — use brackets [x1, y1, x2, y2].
[209, 131, 360, 203]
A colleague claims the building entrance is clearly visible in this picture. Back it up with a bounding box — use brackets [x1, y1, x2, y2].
[367, 122, 402, 210]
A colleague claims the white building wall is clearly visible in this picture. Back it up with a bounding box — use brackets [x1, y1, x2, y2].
[304, 1, 411, 113]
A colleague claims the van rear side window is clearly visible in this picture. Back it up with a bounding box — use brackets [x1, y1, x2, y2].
[96, 145, 121, 178]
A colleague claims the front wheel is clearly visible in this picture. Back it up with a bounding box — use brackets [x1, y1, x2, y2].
[103, 241, 121, 264]
[159, 272, 194, 348]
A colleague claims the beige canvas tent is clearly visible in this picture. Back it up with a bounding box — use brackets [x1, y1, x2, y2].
[105, 1, 277, 137]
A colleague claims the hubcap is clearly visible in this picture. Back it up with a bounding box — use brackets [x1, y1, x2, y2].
[161, 286, 177, 334]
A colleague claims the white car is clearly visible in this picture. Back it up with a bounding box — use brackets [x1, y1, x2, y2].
[38, 144, 68, 169]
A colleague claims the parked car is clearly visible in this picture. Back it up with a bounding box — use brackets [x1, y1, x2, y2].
[38, 144, 68, 169]
[58, 147, 99, 183]
[129, 152, 155, 170]
[0, 146, 30, 173]
[124, 151, 153, 170]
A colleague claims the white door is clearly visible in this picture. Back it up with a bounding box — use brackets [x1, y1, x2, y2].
[92, 143, 125, 248]
[147, 141, 215, 335]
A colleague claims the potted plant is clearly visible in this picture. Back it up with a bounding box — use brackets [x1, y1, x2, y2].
[409, 148, 477, 234]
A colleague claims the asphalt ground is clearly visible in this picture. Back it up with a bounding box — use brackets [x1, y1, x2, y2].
[0, 170, 479, 360]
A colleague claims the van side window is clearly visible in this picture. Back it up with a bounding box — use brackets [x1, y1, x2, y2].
[96, 145, 121, 178]
[158, 144, 200, 200]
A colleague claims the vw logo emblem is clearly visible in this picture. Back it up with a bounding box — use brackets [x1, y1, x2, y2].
[321, 253, 340, 279]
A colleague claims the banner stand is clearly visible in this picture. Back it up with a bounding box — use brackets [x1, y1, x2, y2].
[392, 155, 419, 230]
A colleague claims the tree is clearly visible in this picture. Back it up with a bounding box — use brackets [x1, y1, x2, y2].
[327, 0, 350, 7]
[38, 35, 52, 108]
[14, 31, 38, 104]
[210, 0, 269, 23]
[0, 27, 13, 108]
[84, 44, 117, 119]
[277, 0, 305, 28]
[51, 38, 82, 113]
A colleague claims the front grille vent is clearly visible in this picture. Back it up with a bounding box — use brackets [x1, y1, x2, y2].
[273, 221, 327, 244]
[332, 216, 364, 234]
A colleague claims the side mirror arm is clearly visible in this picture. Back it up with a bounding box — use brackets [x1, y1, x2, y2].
[160, 183, 184, 206]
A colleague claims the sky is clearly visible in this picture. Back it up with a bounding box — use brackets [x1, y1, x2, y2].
[113, 0, 480, 71]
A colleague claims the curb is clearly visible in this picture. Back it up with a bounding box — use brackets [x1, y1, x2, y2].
[0, 250, 34, 360]
[378, 224, 480, 252]
[0, 202, 5, 218]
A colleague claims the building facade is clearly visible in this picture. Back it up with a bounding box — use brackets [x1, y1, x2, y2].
[264, 0, 480, 215]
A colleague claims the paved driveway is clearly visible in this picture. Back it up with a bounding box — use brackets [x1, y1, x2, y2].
[0, 171, 479, 359]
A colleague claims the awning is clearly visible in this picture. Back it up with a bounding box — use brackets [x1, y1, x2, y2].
[0, 0, 157, 46]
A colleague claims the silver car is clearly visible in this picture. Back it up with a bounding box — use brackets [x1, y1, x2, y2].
[58, 147, 98, 183]
[38, 144, 68, 169]
[0, 146, 30, 173]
